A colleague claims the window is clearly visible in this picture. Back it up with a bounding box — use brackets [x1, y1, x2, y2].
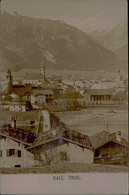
[60, 152, 68, 161]
[95, 150, 100, 157]
[18, 150, 21, 157]
[6, 149, 15, 157]
[15, 165, 21, 168]
[0, 150, 2, 157]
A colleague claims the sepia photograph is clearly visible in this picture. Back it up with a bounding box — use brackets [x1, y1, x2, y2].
[0, 0, 128, 194]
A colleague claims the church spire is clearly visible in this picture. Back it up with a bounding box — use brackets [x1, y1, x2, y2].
[41, 61, 46, 82]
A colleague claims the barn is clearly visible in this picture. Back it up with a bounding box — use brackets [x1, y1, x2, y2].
[89, 131, 128, 165]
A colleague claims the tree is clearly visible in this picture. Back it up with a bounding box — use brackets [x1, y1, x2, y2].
[25, 101, 33, 111]
[34, 148, 68, 166]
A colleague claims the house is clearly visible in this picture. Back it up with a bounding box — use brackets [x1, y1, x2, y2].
[78, 87, 87, 95]
[83, 88, 113, 105]
[27, 111, 94, 164]
[12, 84, 33, 97]
[0, 100, 10, 110]
[27, 128, 94, 164]
[0, 133, 38, 168]
[9, 100, 26, 112]
[1, 110, 94, 165]
[53, 88, 64, 96]
[1, 123, 36, 145]
[31, 89, 54, 104]
[89, 131, 128, 165]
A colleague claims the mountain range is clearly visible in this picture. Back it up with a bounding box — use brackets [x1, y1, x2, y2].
[89, 21, 127, 52]
[1, 12, 127, 72]
[64, 13, 127, 62]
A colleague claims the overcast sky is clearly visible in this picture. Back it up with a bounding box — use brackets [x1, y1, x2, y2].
[1, 0, 127, 33]
[1, 0, 127, 19]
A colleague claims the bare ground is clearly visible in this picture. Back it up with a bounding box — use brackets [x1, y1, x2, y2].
[55, 106, 128, 140]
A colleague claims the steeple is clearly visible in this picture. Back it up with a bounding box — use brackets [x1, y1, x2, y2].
[7, 69, 11, 75]
[6, 69, 13, 94]
[116, 68, 121, 83]
[41, 61, 46, 82]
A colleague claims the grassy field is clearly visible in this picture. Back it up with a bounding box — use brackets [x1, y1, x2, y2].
[55, 105, 128, 140]
[1, 162, 128, 174]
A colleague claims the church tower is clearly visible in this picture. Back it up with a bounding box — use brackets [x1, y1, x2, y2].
[6, 69, 12, 94]
[41, 61, 46, 83]
[116, 68, 121, 83]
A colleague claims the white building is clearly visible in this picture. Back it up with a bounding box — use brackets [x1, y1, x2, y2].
[0, 135, 38, 168]
[27, 136, 94, 164]
[9, 101, 26, 112]
[31, 89, 53, 104]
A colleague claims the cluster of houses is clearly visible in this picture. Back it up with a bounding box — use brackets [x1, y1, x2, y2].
[1, 64, 54, 112]
[1, 64, 127, 113]
[0, 110, 128, 168]
[0, 64, 128, 169]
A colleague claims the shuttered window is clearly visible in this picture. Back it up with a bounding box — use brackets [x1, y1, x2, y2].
[18, 150, 21, 157]
[6, 149, 15, 157]
[6, 149, 9, 157]
[0, 150, 2, 157]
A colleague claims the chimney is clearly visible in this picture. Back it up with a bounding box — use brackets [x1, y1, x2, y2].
[116, 131, 121, 142]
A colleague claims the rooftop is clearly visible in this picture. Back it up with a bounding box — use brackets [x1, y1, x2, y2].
[24, 72, 43, 80]
[27, 126, 92, 151]
[89, 131, 128, 149]
[85, 88, 113, 95]
[33, 89, 53, 96]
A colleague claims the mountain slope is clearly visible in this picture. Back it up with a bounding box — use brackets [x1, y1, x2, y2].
[115, 44, 128, 60]
[1, 12, 125, 72]
[90, 21, 128, 52]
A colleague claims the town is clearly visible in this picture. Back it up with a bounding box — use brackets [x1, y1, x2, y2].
[0, 62, 128, 173]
